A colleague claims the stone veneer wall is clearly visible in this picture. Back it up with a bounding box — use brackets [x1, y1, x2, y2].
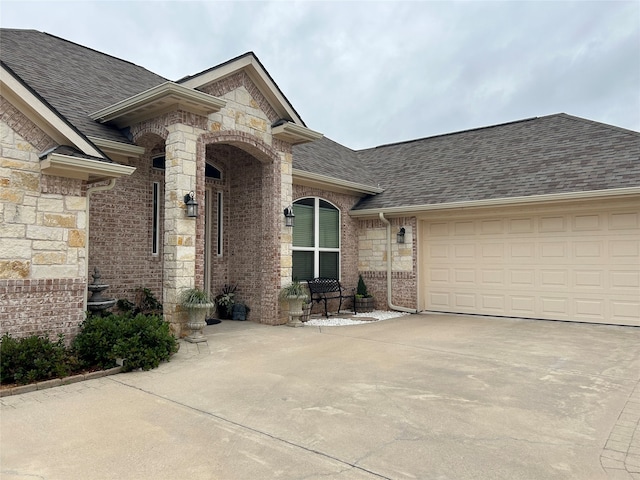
[358, 216, 418, 310]
[0, 100, 87, 339]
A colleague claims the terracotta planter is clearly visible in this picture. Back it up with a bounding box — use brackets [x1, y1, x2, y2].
[355, 296, 375, 313]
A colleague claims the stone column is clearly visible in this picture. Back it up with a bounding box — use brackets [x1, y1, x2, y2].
[163, 124, 198, 336]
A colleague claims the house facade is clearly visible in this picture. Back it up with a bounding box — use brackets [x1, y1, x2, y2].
[1, 29, 638, 340]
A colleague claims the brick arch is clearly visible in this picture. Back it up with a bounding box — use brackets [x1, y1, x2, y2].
[131, 125, 168, 145]
[197, 130, 280, 164]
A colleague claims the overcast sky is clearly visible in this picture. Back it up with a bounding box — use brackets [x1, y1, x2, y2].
[2, 1, 639, 149]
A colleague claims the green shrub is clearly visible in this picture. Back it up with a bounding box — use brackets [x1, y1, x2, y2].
[0, 333, 71, 384]
[73, 313, 178, 372]
[72, 314, 123, 369]
[117, 287, 163, 315]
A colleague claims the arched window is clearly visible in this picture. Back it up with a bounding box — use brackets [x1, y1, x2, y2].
[292, 198, 340, 281]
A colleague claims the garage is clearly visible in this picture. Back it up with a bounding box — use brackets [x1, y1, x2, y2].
[420, 197, 640, 326]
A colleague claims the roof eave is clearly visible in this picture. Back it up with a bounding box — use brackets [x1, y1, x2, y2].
[89, 82, 226, 127]
[40, 152, 136, 182]
[273, 122, 323, 145]
[1, 63, 106, 159]
[349, 187, 640, 218]
[293, 168, 383, 196]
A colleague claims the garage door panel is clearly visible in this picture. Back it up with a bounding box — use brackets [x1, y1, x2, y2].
[575, 298, 605, 318]
[610, 240, 639, 259]
[611, 271, 639, 289]
[574, 214, 601, 231]
[541, 269, 567, 287]
[540, 216, 566, 232]
[481, 295, 505, 311]
[509, 218, 534, 233]
[611, 300, 640, 323]
[422, 200, 640, 326]
[574, 270, 604, 288]
[540, 296, 569, 316]
[610, 212, 638, 229]
[481, 269, 504, 285]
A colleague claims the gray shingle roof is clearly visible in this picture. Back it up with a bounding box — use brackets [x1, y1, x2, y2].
[292, 136, 379, 188]
[351, 114, 640, 210]
[1, 29, 166, 144]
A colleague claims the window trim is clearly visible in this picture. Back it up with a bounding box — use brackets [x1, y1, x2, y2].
[292, 197, 341, 280]
[152, 182, 160, 256]
[217, 191, 223, 257]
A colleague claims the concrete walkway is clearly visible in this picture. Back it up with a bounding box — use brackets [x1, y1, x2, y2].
[1, 314, 639, 479]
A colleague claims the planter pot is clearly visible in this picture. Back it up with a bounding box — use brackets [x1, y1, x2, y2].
[355, 296, 375, 313]
[185, 303, 214, 343]
[286, 295, 306, 327]
[301, 302, 312, 322]
[231, 303, 247, 321]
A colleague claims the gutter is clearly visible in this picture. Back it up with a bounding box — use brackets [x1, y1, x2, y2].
[84, 179, 118, 311]
[352, 187, 640, 218]
[378, 212, 419, 314]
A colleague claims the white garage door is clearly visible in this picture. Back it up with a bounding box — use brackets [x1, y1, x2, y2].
[420, 199, 640, 326]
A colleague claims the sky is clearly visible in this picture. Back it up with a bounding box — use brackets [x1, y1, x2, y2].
[1, 1, 639, 149]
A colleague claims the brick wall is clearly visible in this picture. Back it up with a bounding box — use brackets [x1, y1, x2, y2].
[88, 153, 164, 304]
[0, 278, 85, 340]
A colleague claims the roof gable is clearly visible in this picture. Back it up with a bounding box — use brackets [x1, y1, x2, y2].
[177, 52, 307, 127]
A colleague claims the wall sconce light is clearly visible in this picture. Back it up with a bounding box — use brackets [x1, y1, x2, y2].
[283, 205, 295, 227]
[184, 191, 198, 218]
[397, 227, 406, 244]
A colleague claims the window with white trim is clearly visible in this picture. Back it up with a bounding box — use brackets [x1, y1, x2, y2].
[292, 198, 340, 281]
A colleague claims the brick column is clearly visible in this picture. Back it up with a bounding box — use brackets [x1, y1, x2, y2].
[163, 124, 198, 336]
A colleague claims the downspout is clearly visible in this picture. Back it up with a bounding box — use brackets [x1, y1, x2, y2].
[378, 212, 419, 314]
[84, 178, 118, 311]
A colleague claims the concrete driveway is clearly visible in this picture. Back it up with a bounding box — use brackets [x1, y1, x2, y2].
[1, 314, 639, 480]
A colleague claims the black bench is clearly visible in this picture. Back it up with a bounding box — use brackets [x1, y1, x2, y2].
[306, 277, 355, 318]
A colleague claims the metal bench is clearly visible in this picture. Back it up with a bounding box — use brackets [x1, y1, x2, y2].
[306, 277, 355, 317]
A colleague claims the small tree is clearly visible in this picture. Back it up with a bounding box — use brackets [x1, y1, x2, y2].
[356, 274, 371, 298]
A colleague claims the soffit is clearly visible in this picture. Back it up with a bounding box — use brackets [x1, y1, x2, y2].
[90, 82, 226, 128]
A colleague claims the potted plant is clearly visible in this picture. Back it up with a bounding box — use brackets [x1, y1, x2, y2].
[180, 287, 214, 343]
[215, 283, 237, 319]
[355, 274, 375, 313]
[279, 280, 309, 327]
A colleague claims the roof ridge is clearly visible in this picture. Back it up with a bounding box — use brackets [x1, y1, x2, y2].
[362, 116, 540, 151]
[552, 112, 640, 137]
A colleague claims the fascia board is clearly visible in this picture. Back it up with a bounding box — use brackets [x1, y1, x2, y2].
[41, 153, 136, 181]
[293, 168, 384, 195]
[1, 65, 105, 158]
[272, 122, 323, 144]
[179, 56, 305, 126]
[89, 82, 226, 125]
[348, 187, 640, 218]
[88, 136, 146, 157]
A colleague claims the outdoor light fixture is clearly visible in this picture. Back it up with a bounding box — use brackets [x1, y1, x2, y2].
[397, 227, 406, 244]
[283, 205, 295, 227]
[184, 191, 198, 218]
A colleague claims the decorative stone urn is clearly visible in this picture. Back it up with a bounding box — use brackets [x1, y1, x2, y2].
[285, 295, 306, 327]
[279, 280, 309, 328]
[180, 287, 214, 343]
[186, 303, 214, 343]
